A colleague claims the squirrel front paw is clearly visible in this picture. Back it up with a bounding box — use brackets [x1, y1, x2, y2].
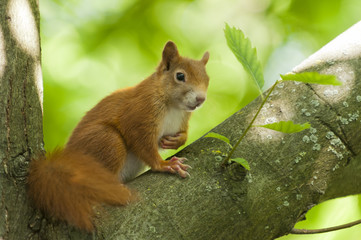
[160, 132, 187, 150]
[158, 156, 191, 178]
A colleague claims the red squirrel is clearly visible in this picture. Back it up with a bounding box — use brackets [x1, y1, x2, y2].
[27, 41, 210, 232]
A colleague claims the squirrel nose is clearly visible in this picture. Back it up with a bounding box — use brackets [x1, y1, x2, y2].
[196, 96, 205, 105]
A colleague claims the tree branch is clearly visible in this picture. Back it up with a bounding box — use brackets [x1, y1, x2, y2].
[28, 21, 361, 239]
[94, 21, 361, 240]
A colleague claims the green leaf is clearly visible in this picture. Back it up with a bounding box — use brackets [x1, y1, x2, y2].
[280, 72, 342, 85]
[224, 23, 264, 90]
[230, 158, 250, 171]
[204, 132, 232, 148]
[256, 121, 311, 133]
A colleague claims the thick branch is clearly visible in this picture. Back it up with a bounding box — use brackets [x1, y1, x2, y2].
[32, 22, 361, 239]
[94, 22, 361, 240]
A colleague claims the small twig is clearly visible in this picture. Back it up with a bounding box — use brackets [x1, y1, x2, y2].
[221, 80, 280, 166]
[291, 218, 361, 234]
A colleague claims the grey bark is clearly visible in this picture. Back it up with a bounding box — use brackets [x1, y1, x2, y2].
[0, 0, 44, 239]
[1, 1, 361, 238]
[92, 22, 361, 240]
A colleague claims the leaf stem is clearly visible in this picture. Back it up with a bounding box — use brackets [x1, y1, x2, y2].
[221, 80, 280, 167]
[291, 218, 361, 234]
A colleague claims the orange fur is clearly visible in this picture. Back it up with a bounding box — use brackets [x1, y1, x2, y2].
[28, 149, 134, 232]
[27, 41, 209, 231]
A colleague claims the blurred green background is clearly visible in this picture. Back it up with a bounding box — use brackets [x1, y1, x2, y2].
[40, 0, 361, 238]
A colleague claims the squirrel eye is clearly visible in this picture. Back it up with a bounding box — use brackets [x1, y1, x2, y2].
[176, 72, 185, 82]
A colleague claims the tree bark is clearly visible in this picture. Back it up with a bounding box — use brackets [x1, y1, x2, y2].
[92, 22, 361, 240]
[0, 0, 44, 239]
[1, 1, 360, 238]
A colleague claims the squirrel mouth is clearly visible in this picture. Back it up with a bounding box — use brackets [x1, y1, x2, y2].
[186, 102, 202, 111]
[187, 105, 197, 111]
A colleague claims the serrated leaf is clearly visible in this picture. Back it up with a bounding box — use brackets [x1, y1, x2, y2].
[280, 72, 342, 85]
[256, 121, 311, 133]
[230, 158, 250, 171]
[204, 132, 232, 148]
[224, 23, 264, 90]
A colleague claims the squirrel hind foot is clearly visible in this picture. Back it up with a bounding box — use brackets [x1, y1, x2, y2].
[156, 157, 191, 178]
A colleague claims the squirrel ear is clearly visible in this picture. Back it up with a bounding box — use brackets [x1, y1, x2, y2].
[162, 41, 179, 71]
[201, 51, 209, 65]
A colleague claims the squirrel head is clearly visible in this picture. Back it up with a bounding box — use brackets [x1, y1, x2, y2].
[157, 41, 210, 112]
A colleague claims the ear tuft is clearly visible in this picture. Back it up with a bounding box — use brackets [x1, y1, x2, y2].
[201, 51, 210, 65]
[162, 41, 179, 71]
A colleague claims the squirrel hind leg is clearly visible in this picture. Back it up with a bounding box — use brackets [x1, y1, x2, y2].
[66, 124, 127, 174]
[156, 156, 191, 178]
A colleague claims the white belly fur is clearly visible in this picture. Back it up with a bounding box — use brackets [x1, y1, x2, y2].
[119, 151, 147, 182]
[119, 108, 186, 182]
[160, 107, 186, 138]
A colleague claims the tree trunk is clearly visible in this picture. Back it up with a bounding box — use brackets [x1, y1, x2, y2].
[1, 1, 360, 238]
[0, 0, 44, 239]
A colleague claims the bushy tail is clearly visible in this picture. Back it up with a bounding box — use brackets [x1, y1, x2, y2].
[27, 149, 133, 232]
